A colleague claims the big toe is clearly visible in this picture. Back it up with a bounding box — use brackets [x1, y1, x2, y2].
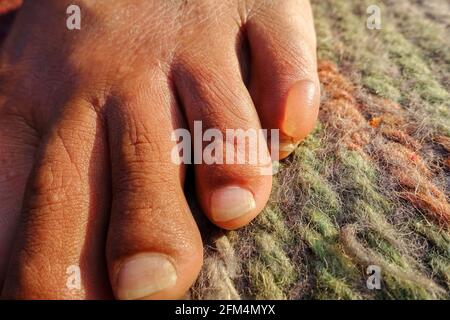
[105, 76, 203, 300]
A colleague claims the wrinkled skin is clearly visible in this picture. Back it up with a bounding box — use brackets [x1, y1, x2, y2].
[0, 0, 319, 299]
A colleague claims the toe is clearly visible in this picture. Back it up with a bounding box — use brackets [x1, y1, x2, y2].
[174, 40, 272, 230]
[0, 105, 37, 289]
[247, 0, 320, 159]
[1, 100, 111, 299]
[106, 75, 203, 300]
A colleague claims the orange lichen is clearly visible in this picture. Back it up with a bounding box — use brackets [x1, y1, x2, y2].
[381, 129, 421, 151]
[400, 192, 450, 225]
[369, 117, 382, 128]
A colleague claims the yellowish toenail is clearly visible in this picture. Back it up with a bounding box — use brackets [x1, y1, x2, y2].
[279, 142, 299, 153]
[283, 80, 318, 139]
[211, 186, 256, 222]
[116, 253, 177, 300]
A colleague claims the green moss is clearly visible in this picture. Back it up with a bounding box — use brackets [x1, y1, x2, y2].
[338, 150, 392, 215]
[383, 0, 450, 86]
[382, 273, 436, 300]
[382, 28, 449, 105]
[256, 207, 293, 244]
[300, 226, 359, 280]
[362, 76, 402, 101]
[294, 143, 341, 216]
[254, 232, 297, 287]
[315, 269, 362, 300]
[247, 262, 286, 300]
[311, 0, 338, 62]
[310, 209, 339, 239]
[324, 0, 402, 102]
[429, 254, 450, 289]
[414, 221, 450, 255]
[244, 231, 298, 299]
[365, 233, 408, 269]
[297, 168, 341, 214]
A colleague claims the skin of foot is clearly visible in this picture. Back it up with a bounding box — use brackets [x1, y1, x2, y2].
[0, 0, 320, 299]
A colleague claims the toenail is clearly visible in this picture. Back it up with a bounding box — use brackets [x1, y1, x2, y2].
[116, 253, 177, 300]
[210, 186, 256, 222]
[282, 80, 318, 139]
[279, 141, 299, 154]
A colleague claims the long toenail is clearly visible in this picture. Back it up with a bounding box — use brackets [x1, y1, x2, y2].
[210, 186, 256, 222]
[116, 253, 177, 300]
[282, 80, 318, 139]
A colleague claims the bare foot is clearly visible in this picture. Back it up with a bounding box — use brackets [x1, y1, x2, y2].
[0, 0, 319, 299]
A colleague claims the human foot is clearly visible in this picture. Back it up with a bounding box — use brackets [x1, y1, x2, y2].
[0, 0, 319, 299]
